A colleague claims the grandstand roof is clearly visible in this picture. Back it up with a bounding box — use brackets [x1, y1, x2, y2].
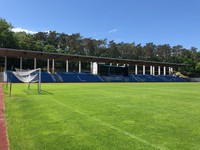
[0, 48, 187, 67]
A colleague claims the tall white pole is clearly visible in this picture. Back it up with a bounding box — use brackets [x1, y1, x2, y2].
[143, 65, 145, 75]
[169, 67, 171, 75]
[158, 66, 161, 76]
[153, 66, 155, 75]
[135, 65, 138, 75]
[4, 56, 7, 82]
[171, 67, 173, 74]
[90, 62, 93, 73]
[79, 61, 81, 73]
[164, 67, 166, 75]
[66, 60, 69, 72]
[150, 66, 152, 75]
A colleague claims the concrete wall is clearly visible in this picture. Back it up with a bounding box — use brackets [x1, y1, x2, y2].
[189, 78, 200, 82]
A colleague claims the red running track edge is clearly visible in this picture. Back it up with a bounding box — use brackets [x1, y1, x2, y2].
[0, 84, 9, 150]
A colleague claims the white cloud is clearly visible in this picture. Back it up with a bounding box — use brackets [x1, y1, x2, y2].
[11, 28, 38, 34]
[109, 28, 117, 33]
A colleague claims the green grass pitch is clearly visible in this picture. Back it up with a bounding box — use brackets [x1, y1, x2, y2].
[4, 83, 200, 150]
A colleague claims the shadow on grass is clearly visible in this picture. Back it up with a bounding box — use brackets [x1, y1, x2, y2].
[23, 89, 53, 95]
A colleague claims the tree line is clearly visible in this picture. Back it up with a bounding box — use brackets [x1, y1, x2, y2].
[1, 18, 200, 77]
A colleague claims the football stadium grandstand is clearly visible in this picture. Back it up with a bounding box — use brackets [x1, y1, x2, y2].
[0, 48, 188, 83]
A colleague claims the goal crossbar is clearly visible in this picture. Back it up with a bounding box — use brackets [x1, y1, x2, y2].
[9, 68, 41, 96]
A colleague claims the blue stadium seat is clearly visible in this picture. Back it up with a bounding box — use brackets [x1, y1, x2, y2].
[40, 72, 55, 82]
[57, 72, 81, 82]
[76, 73, 103, 82]
[7, 71, 21, 82]
[6, 71, 187, 83]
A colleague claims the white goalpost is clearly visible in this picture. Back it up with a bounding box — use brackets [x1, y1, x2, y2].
[9, 68, 41, 96]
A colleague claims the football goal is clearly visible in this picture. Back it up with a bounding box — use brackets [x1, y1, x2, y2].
[8, 68, 41, 96]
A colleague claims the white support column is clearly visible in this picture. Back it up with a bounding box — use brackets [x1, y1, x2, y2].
[116, 63, 119, 67]
[47, 59, 50, 72]
[171, 67, 173, 74]
[52, 59, 55, 73]
[169, 67, 171, 75]
[110, 63, 112, 66]
[34, 58, 37, 69]
[158, 66, 161, 76]
[20, 57, 23, 70]
[92, 62, 98, 74]
[4, 57, 7, 82]
[79, 61, 81, 73]
[135, 65, 138, 75]
[150, 66, 153, 75]
[164, 67, 166, 75]
[152, 66, 155, 75]
[66, 60, 69, 72]
[143, 65, 145, 75]
[4, 56, 7, 72]
[90, 62, 93, 73]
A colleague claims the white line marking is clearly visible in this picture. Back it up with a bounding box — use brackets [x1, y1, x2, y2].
[53, 100, 167, 150]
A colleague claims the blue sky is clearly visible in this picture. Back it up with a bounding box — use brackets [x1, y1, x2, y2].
[1, 0, 200, 49]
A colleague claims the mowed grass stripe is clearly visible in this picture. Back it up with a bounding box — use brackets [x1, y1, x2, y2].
[53, 98, 164, 150]
[4, 83, 200, 150]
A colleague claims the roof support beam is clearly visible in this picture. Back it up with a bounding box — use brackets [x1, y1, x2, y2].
[66, 60, 69, 73]
[4, 56, 7, 72]
[20, 57, 23, 70]
[34, 58, 37, 69]
[79, 61, 81, 73]
[47, 59, 50, 72]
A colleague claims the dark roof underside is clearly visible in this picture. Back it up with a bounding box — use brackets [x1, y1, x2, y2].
[0, 48, 186, 67]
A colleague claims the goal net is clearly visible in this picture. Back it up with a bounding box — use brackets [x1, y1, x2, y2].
[9, 68, 41, 96]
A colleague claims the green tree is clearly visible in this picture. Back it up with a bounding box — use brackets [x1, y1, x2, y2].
[57, 33, 68, 51]
[108, 40, 120, 58]
[170, 45, 184, 63]
[14, 32, 34, 50]
[82, 38, 107, 56]
[157, 44, 171, 62]
[66, 33, 84, 55]
[95, 39, 107, 57]
[190, 47, 198, 62]
[135, 44, 144, 60]
[34, 40, 44, 51]
[34, 32, 48, 45]
[47, 31, 58, 47]
[44, 44, 57, 53]
[0, 18, 16, 48]
[195, 62, 200, 72]
[143, 43, 157, 60]
[117, 42, 137, 59]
